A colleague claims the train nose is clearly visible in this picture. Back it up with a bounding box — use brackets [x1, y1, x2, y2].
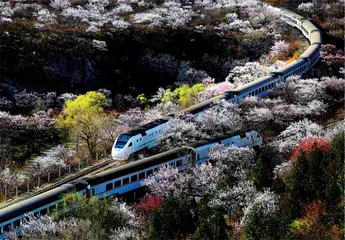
[111, 148, 126, 160]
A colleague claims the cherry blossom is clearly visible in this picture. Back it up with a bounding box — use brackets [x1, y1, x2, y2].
[298, 2, 314, 12]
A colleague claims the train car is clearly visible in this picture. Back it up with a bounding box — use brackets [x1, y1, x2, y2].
[112, 119, 169, 160]
[226, 75, 278, 103]
[281, 9, 305, 29]
[88, 130, 262, 199]
[85, 147, 193, 199]
[191, 130, 262, 164]
[110, 7, 321, 161]
[301, 20, 319, 40]
[273, 58, 310, 81]
[0, 181, 88, 238]
[179, 94, 227, 116]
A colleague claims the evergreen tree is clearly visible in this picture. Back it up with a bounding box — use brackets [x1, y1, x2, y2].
[243, 204, 281, 240]
[250, 154, 274, 190]
[146, 197, 194, 240]
[192, 202, 227, 240]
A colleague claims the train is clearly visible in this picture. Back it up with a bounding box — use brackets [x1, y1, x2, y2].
[111, 7, 322, 161]
[0, 130, 262, 238]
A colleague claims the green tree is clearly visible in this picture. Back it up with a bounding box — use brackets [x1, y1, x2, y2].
[55, 191, 130, 239]
[192, 202, 227, 240]
[173, 83, 205, 107]
[324, 134, 344, 226]
[286, 145, 328, 220]
[137, 93, 149, 106]
[243, 204, 281, 240]
[161, 89, 176, 104]
[250, 154, 274, 190]
[55, 91, 107, 157]
[146, 197, 194, 240]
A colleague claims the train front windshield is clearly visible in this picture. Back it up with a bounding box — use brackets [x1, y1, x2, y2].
[115, 135, 131, 149]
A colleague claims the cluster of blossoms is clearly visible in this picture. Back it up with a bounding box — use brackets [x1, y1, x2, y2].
[297, 2, 314, 12]
[242, 75, 344, 128]
[0, 111, 55, 131]
[133, 1, 196, 28]
[0, 167, 27, 186]
[0, 91, 80, 112]
[270, 40, 290, 57]
[209, 181, 279, 228]
[29, 146, 74, 175]
[226, 60, 286, 86]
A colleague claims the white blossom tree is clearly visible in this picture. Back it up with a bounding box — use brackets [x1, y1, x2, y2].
[270, 119, 323, 154]
[209, 144, 256, 181]
[142, 163, 224, 200]
[195, 100, 243, 135]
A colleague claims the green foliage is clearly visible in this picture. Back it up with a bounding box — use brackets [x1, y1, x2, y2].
[55, 91, 107, 157]
[243, 204, 281, 240]
[146, 197, 194, 240]
[56, 191, 128, 239]
[192, 201, 227, 240]
[250, 154, 274, 190]
[137, 93, 149, 105]
[272, 176, 286, 194]
[173, 83, 205, 107]
[161, 89, 176, 104]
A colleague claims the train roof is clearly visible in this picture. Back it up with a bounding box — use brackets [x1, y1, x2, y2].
[83, 147, 193, 186]
[302, 20, 318, 30]
[299, 44, 320, 59]
[124, 118, 169, 137]
[281, 9, 304, 20]
[188, 130, 245, 148]
[179, 94, 225, 115]
[231, 75, 275, 93]
[274, 59, 306, 75]
[0, 181, 87, 224]
[310, 32, 322, 44]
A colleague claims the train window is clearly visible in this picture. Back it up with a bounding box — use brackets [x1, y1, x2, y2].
[128, 142, 132, 147]
[34, 212, 39, 218]
[136, 139, 138, 142]
[131, 175, 138, 182]
[4, 224, 11, 232]
[115, 180, 121, 188]
[139, 172, 145, 179]
[123, 178, 129, 185]
[41, 208, 48, 216]
[13, 220, 20, 228]
[177, 160, 183, 166]
[188, 156, 192, 162]
[106, 183, 113, 191]
[154, 168, 158, 173]
[169, 162, 175, 167]
[92, 189, 95, 196]
[147, 169, 153, 176]
[197, 154, 200, 160]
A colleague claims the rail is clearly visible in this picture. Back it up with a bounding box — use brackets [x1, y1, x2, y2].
[0, 158, 119, 210]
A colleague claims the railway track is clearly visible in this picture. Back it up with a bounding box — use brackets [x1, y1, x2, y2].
[0, 158, 122, 210]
